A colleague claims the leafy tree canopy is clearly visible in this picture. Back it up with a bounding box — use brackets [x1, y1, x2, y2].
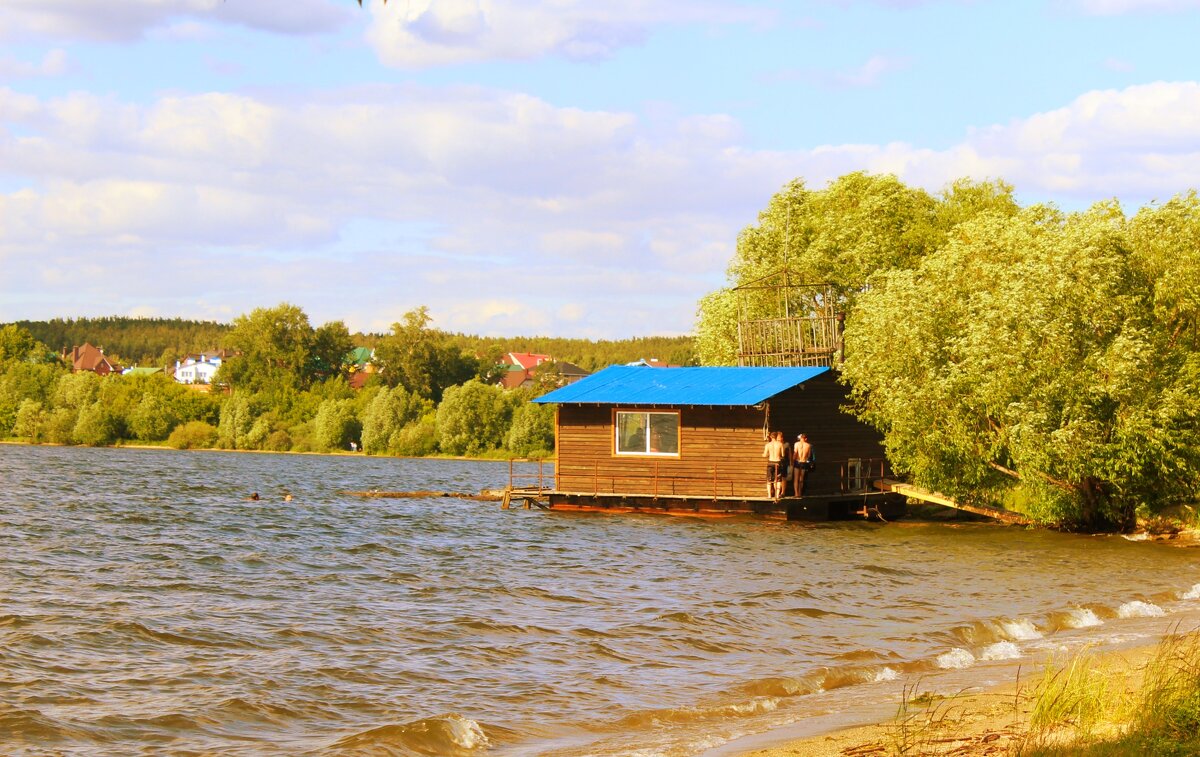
[695, 172, 1018, 364]
[700, 172, 1200, 529]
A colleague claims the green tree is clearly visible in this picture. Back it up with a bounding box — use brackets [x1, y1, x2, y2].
[0, 324, 45, 365]
[375, 307, 479, 402]
[12, 399, 46, 441]
[695, 173, 1018, 364]
[360, 385, 432, 455]
[506, 401, 554, 457]
[218, 303, 314, 393]
[73, 400, 123, 446]
[218, 393, 256, 449]
[392, 413, 439, 456]
[167, 421, 219, 450]
[436, 379, 514, 456]
[312, 398, 361, 451]
[129, 391, 180, 441]
[310, 320, 354, 382]
[0, 362, 64, 434]
[842, 201, 1200, 530]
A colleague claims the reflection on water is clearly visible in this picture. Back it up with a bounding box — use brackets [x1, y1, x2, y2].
[2, 444, 1200, 755]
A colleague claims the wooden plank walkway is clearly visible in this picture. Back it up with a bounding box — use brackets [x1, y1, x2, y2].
[878, 479, 1032, 526]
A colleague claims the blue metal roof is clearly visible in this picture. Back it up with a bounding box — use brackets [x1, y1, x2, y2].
[532, 365, 830, 406]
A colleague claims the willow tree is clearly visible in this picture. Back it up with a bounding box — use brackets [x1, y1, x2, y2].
[695, 173, 1017, 364]
[841, 199, 1200, 530]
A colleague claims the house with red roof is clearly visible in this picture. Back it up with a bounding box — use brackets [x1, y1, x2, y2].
[69, 343, 121, 376]
[496, 352, 590, 390]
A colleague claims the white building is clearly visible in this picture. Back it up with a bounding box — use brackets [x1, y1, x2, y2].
[174, 352, 225, 384]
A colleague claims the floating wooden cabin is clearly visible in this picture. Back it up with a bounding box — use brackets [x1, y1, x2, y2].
[527, 365, 905, 520]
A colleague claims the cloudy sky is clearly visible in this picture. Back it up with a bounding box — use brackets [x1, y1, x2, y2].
[2, 0, 1198, 338]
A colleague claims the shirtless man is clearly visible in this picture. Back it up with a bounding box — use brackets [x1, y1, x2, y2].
[793, 433, 813, 497]
[763, 431, 786, 499]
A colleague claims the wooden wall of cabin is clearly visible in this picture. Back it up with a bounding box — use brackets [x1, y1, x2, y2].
[551, 372, 888, 498]
[765, 372, 888, 495]
[554, 404, 770, 498]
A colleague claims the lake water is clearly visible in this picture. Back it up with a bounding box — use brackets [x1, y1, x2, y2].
[3, 444, 1200, 756]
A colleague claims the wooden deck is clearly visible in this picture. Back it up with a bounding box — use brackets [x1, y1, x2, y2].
[510, 488, 908, 521]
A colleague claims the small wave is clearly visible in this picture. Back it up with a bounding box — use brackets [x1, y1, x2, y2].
[874, 667, 899, 682]
[449, 618, 557, 636]
[212, 696, 302, 725]
[615, 697, 779, 728]
[785, 606, 860, 619]
[833, 649, 893, 662]
[329, 714, 489, 756]
[936, 648, 976, 669]
[1118, 601, 1166, 618]
[737, 674, 824, 698]
[1064, 607, 1104, 628]
[109, 621, 226, 648]
[999, 618, 1043, 641]
[857, 564, 915, 577]
[0, 613, 39, 628]
[981, 641, 1022, 661]
[0, 703, 97, 740]
[950, 617, 1042, 646]
[346, 542, 402, 556]
[1181, 583, 1200, 600]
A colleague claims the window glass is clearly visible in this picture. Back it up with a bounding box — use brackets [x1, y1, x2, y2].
[648, 413, 679, 454]
[615, 411, 679, 456]
[616, 412, 648, 454]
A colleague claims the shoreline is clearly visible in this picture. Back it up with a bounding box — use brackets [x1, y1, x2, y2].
[0, 438, 550, 464]
[726, 637, 1171, 757]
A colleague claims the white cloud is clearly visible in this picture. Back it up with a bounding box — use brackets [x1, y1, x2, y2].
[0, 0, 350, 43]
[1067, 0, 1200, 14]
[365, 0, 770, 68]
[4, 81, 1200, 336]
[829, 54, 912, 88]
[0, 49, 68, 79]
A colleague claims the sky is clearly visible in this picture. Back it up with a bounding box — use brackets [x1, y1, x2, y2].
[2, 0, 1200, 339]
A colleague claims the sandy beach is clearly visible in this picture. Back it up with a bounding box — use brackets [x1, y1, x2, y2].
[737, 642, 1164, 756]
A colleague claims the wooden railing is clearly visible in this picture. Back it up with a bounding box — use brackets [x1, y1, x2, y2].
[507, 458, 552, 494]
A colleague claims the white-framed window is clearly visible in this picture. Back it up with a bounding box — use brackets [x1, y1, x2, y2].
[614, 410, 680, 456]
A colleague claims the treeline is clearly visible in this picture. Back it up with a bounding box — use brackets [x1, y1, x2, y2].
[0, 305, 592, 458]
[698, 172, 1200, 531]
[19, 317, 231, 367]
[17, 316, 696, 371]
[446, 335, 695, 373]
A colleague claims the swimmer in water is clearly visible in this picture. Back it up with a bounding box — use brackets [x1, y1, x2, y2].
[247, 492, 259, 501]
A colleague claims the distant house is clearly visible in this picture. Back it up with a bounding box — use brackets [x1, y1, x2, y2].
[554, 361, 591, 385]
[345, 347, 378, 390]
[346, 346, 375, 371]
[497, 352, 551, 389]
[496, 352, 590, 389]
[69, 343, 121, 376]
[173, 351, 229, 385]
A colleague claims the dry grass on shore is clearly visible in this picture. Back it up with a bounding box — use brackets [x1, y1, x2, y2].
[745, 629, 1200, 757]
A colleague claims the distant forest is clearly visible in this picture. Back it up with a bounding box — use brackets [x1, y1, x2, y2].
[17, 316, 695, 371]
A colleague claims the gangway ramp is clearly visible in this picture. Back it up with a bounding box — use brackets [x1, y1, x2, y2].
[878, 480, 1033, 526]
